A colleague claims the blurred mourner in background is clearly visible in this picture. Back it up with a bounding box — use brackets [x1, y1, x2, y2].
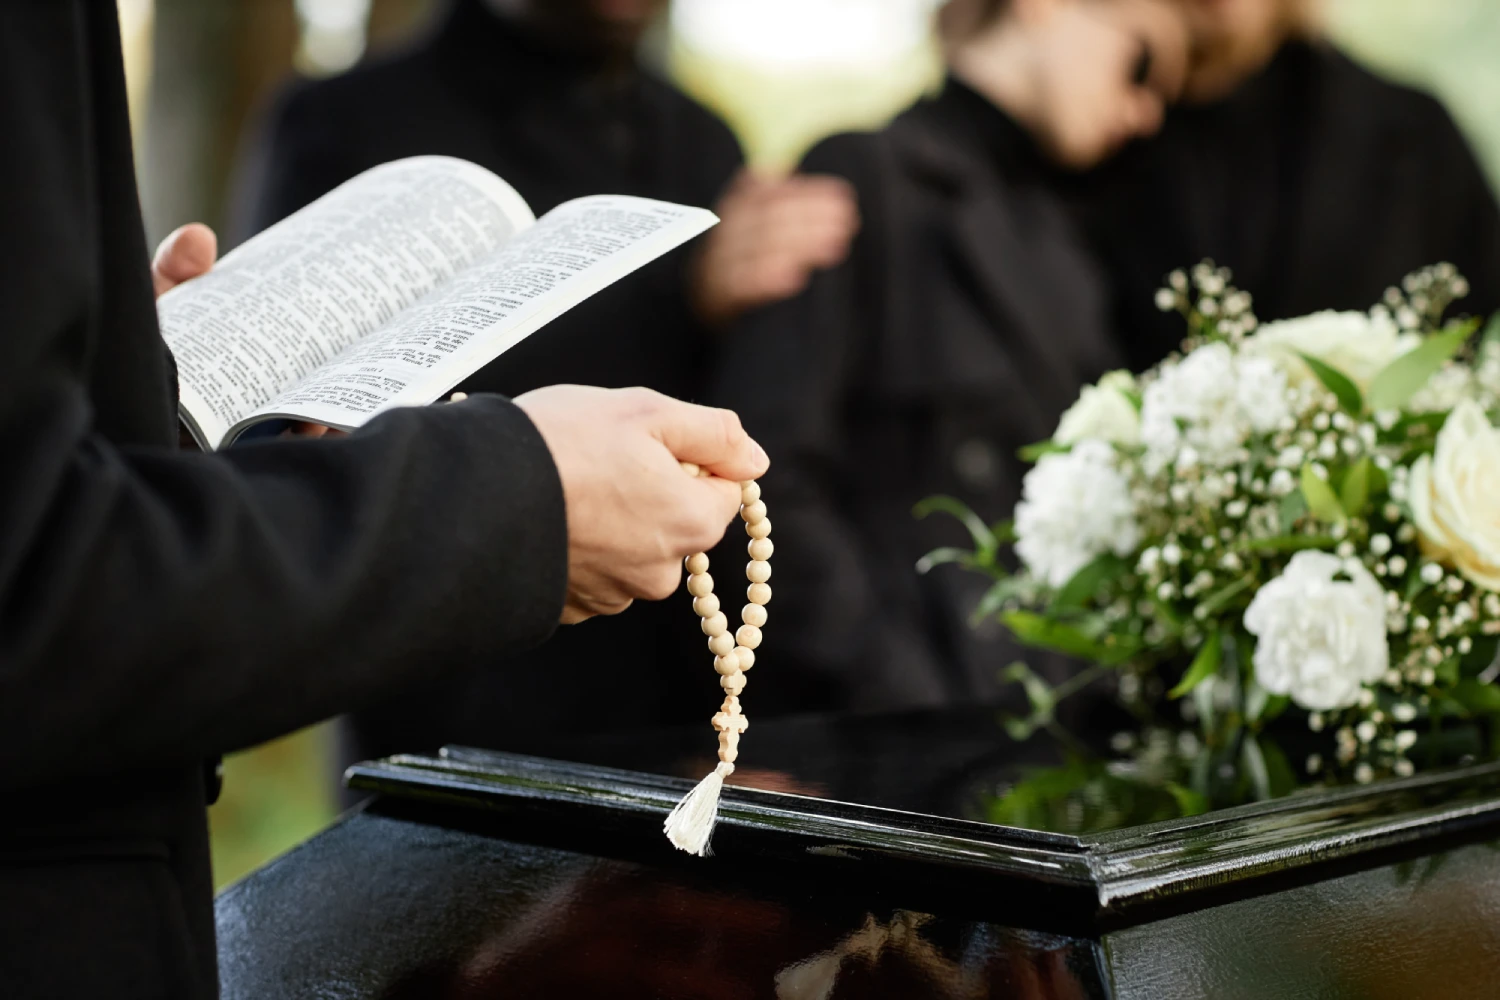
[235, 0, 860, 763]
[711, 0, 1189, 717]
[1081, 0, 1500, 371]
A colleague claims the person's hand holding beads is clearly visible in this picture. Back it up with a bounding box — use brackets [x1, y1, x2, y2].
[514, 385, 769, 624]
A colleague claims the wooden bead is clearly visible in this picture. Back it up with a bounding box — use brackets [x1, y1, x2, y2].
[701, 611, 730, 637]
[708, 632, 736, 657]
[747, 582, 772, 606]
[679, 461, 702, 478]
[687, 573, 714, 598]
[741, 481, 761, 504]
[692, 593, 721, 618]
[720, 670, 746, 695]
[736, 624, 762, 650]
[742, 603, 768, 628]
[685, 552, 710, 575]
[746, 560, 772, 584]
[449, 392, 468, 402]
[714, 653, 742, 676]
[741, 499, 768, 525]
[748, 537, 774, 561]
[734, 646, 755, 670]
[746, 517, 772, 540]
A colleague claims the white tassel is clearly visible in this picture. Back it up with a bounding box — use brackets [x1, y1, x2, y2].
[664, 761, 734, 856]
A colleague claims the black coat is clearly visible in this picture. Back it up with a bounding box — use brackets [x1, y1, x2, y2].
[711, 81, 1121, 715]
[0, 5, 567, 996]
[236, 0, 744, 760]
[1083, 40, 1500, 373]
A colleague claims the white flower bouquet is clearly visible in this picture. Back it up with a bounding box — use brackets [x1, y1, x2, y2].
[923, 263, 1500, 782]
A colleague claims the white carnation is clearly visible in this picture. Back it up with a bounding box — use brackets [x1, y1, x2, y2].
[1055, 371, 1141, 446]
[1015, 440, 1140, 589]
[1140, 342, 1291, 472]
[1246, 310, 1418, 393]
[1243, 551, 1389, 711]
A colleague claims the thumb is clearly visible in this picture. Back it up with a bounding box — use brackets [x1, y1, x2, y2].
[651, 398, 769, 483]
[153, 223, 218, 295]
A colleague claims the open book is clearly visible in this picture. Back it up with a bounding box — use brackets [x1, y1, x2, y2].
[158, 156, 718, 450]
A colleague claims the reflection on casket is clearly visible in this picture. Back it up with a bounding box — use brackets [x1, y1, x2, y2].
[216, 705, 1500, 999]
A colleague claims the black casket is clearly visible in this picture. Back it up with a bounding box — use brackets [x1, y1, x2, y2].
[215, 705, 1500, 998]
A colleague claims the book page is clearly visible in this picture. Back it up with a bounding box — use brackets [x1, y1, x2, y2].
[158, 157, 534, 449]
[232, 195, 718, 438]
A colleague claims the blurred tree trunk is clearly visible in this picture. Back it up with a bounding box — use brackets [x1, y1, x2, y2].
[141, 0, 298, 246]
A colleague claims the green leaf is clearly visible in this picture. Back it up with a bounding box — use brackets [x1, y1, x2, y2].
[970, 576, 1032, 625]
[913, 495, 998, 563]
[990, 519, 1017, 544]
[1165, 782, 1211, 818]
[1170, 629, 1223, 699]
[1241, 736, 1272, 801]
[1367, 325, 1473, 412]
[1341, 457, 1373, 518]
[1482, 313, 1500, 348]
[1121, 388, 1144, 411]
[1001, 611, 1140, 665]
[1197, 576, 1255, 618]
[1235, 534, 1339, 555]
[915, 547, 975, 574]
[1278, 491, 1307, 534]
[1002, 661, 1057, 718]
[1300, 464, 1346, 525]
[1451, 679, 1500, 715]
[1018, 440, 1069, 462]
[1297, 351, 1363, 414]
[1051, 554, 1129, 613]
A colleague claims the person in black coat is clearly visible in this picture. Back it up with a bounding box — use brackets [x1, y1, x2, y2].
[1081, 0, 1500, 372]
[708, 0, 1189, 716]
[235, 0, 858, 760]
[0, 5, 768, 995]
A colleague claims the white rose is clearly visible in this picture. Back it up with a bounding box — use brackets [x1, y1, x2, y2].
[1244, 551, 1389, 711]
[1015, 440, 1140, 589]
[1054, 371, 1140, 446]
[1246, 310, 1418, 392]
[1407, 400, 1500, 590]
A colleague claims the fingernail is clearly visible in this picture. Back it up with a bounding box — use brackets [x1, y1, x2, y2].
[751, 440, 770, 470]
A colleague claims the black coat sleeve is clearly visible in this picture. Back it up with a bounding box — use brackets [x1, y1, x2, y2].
[710, 135, 953, 712]
[0, 384, 568, 791]
[0, 3, 568, 791]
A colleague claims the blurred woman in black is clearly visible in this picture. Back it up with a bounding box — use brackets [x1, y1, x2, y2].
[711, 0, 1189, 715]
[1082, 0, 1500, 372]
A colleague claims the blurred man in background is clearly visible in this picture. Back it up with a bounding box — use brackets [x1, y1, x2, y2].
[236, 0, 858, 764]
[709, 0, 1188, 715]
[1082, 0, 1500, 371]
